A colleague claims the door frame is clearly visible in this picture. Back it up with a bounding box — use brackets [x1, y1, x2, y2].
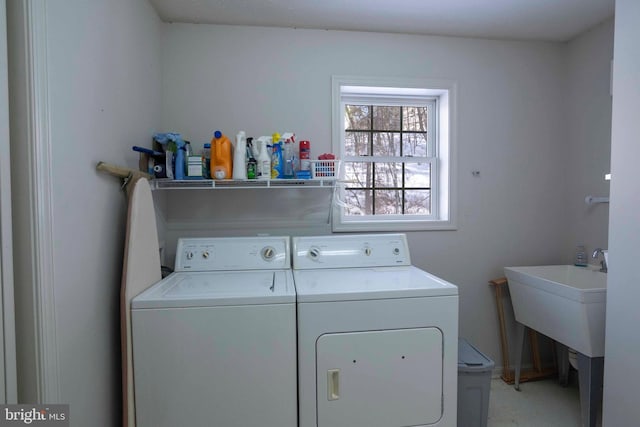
[6, 0, 59, 403]
[0, 0, 17, 404]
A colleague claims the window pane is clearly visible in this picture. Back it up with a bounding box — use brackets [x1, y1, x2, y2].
[373, 132, 401, 156]
[402, 132, 428, 157]
[345, 132, 371, 156]
[373, 106, 400, 130]
[345, 105, 370, 130]
[402, 106, 428, 131]
[374, 162, 402, 188]
[374, 190, 403, 214]
[344, 189, 373, 215]
[405, 190, 431, 214]
[404, 162, 431, 188]
[344, 162, 372, 188]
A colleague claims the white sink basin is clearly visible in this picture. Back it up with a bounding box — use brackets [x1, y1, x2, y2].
[504, 265, 607, 357]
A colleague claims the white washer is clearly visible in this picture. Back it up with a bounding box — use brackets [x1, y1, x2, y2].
[131, 236, 297, 427]
[293, 234, 459, 427]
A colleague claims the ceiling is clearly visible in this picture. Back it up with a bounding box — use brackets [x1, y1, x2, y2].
[148, 0, 614, 42]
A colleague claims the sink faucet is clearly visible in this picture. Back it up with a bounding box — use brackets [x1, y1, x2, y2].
[592, 248, 608, 273]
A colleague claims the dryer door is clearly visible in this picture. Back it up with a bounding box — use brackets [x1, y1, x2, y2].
[316, 328, 443, 427]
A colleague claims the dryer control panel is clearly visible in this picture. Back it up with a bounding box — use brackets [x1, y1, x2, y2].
[292, 234, 410, 269]
[175, 236, 290, 271]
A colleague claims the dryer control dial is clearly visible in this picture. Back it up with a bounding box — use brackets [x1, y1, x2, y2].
[308, 246, 321, 261]
[364, 247, 372, 256]
[202, 250, 210, 259]
[261, 246, 276, 261]
[185, 251, 194, 260]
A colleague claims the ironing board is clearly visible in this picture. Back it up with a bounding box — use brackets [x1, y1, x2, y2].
[120, 177, 161, 427]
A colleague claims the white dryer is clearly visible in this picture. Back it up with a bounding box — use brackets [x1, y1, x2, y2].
[131, 236, 297, 427]
[293, 234, 459, 427]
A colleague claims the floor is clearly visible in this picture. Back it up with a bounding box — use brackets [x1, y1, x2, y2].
[487, 374, 602, 427]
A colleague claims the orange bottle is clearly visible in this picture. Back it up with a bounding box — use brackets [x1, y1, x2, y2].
[210, 130, 233, 179]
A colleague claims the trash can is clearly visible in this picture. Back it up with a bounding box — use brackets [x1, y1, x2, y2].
[458, 338, 495, 427]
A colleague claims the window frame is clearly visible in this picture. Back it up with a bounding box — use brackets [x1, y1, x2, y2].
[331, 76, 457, 232]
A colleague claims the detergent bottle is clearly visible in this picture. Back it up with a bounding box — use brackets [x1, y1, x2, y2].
[257, 137, 271, 180]
[210, 130, 233, 179]
[232, 131, 247, 179]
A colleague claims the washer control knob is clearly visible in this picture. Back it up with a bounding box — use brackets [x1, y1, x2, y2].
[308, 246, 321, 260]
[185, 251, 194, 260]
[202, 251, 210, 259]
[393, 247, 400, 255]
[364, 247, 372, 256]
[261, 246, 276, 261]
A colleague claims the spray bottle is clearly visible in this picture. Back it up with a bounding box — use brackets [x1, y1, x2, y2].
[232, 131, 247, 179]
[167, 133, 186, 180]
[281, 132, 296, 179]
[246, 138, 257, 179]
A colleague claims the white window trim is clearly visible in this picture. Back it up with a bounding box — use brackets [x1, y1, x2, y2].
[331, 76, 457, 232]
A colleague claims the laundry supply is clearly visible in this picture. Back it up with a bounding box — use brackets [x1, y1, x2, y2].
[299, 140, 311, 171]
[281, 133, 296, 179]
[257, 137, 271, 180]
[210, 130, 233, 179]
[169, 134, 188, 180]
[232, 131, 247, 179]
[154, 132, 186, 180]
[246, 138, 257, 179]
[271, 141, 284, 179]
[202, 143, 211, 178]
[186, 155, 203, 178]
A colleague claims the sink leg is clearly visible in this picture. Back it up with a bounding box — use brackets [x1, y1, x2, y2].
[577, 352, 604, 427]
[556, 342, 570, 386]
[514, 322, 526, 391]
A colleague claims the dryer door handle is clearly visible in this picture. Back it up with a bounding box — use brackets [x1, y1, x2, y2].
[327, 369, 340, 401]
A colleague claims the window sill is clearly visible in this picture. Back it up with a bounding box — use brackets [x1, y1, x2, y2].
[332, 218, 457, 232]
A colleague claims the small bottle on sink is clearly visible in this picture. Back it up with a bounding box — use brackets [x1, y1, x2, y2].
[574, 245, 588, 267]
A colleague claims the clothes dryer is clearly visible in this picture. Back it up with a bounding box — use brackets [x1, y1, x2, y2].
[293, 234, 459, 427]
[131, 236, 296, 427]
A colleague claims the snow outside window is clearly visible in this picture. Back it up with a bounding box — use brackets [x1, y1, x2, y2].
[332, 76, 457, 232]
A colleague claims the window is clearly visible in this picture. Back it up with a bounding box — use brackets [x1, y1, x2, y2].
[332, 77, 456, 231]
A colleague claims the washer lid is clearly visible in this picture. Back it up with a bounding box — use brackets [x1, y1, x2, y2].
[293, 266, 458, 303]
[131, 270, 295, 309]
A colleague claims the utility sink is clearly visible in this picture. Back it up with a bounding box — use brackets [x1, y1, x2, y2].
[504, 265, 607, 357]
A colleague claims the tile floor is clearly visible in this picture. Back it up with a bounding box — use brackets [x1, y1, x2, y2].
[487, 375, 602, 427]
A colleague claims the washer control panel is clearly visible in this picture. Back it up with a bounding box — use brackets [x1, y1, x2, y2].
[175, 236, 290, 271]
[292, 234, 410, 270]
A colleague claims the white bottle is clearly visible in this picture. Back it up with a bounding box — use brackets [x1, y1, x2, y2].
[257, 137, 271, 180]
[232, 131, 247, 180]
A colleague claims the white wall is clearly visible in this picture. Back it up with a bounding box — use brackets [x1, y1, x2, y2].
[9, 0, 163, 424]
[161, 24, 570, 365]
[47, 2, 162, 424]
[603, 0, 640, 424]
[564, 19, 613, 262]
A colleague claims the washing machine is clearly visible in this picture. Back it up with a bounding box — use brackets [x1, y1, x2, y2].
[293, 233, 459, 427]
[131, 236, 297, 427]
